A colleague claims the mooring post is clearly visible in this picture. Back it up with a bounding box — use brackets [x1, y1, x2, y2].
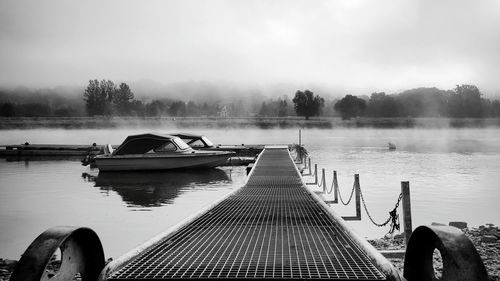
[314, 164, 318, 184]
[342, 174, 361, 221]
[401, 181, 412, 244]
[306, 163, 319, 185]
[308, 158, 312, 175]
[321, 168, 326, 193]
[299, 129, 301, 145]
[354, 174, 361, 219]
[332, 171, 338, 203]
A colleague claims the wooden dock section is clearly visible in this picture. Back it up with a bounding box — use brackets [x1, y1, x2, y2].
[0, 143, 103, 156]
[102, 147, 396, 280]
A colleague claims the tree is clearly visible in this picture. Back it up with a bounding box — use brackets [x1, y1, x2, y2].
[258, 102, 270, 117]
[395, 87, 449, 117]
[113, 83, 134, 115]
[168, 101, 187, 116]
[186, 101, 199, 116]
[83, 79, 116, 116]
[366, 92, 399, 117]
[448, 84, 484, 118]
[292, 90, 324, 120]
[0, 102, 15, 117]
[278, 99, 288, 117]
[145, 100, 166, 116]
[334, 95, 366, 120]
[492, 100, 500, 117]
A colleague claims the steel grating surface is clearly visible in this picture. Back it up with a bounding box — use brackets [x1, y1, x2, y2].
[109, 148, 386, 280]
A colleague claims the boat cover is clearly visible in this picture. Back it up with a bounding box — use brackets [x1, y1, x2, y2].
[113, 133, 174, 155]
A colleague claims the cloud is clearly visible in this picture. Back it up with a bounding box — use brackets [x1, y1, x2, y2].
[0, 0, 499, 95]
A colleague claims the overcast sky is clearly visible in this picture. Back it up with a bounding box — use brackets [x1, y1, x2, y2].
[1, 0, 499, 95]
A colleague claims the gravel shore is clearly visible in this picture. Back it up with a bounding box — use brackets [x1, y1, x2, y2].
[368, 224, 500, 281]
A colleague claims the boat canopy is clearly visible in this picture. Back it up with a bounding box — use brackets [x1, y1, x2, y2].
[113, 133, 184, 155]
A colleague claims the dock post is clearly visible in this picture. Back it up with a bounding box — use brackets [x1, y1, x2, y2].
[299, 129, 301, 147]
[401, 181, 412, 244]
[314, 164, 318, 184]
[305, 164, 318, 185]
[321, 168, 326, 193]
[298, 129, 302, 163]
[342, 174, 361, 221]
[308, 158, 312, 175]
[354, 174, 361, 219]
[332, 171, 338, 203]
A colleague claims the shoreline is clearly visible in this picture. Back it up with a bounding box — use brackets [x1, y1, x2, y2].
[1, 116, 500, 130]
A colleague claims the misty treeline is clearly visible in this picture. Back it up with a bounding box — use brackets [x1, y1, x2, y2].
[334, 85, 500, 119]
[82, 79, 265, 117]
[1, 81, 500, 119]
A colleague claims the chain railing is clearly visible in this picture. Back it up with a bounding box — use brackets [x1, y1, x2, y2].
[317, 169, 324, 188]
[338, 181, 357, 206]
[359, 186, 403, 234]
[324, 172, 335, 194]
[301, 158, 408, 236]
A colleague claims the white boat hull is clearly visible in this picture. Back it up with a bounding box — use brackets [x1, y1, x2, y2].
[95, 152, 233, 171]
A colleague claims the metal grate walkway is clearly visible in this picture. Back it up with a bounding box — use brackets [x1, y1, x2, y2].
[109, 148, 386, 280]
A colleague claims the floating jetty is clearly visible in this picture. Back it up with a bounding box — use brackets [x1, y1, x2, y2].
[10, 146, 490, 281]
[0, 143, 104, 156]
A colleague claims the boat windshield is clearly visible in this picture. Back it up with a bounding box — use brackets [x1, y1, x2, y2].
[172, 137, 191, 150]
[153, 142, 177, 152]
[201, 136, 214, 147]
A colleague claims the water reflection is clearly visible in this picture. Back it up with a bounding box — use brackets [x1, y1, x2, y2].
[82, 169, 231, 208]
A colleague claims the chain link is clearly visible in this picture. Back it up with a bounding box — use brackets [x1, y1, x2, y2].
[325, 172, 335, 194]
[307, 166, 404, 234]
[359, 185, 403, 234]
[317, 172, 324, 187]
[338, 181, 356, 205]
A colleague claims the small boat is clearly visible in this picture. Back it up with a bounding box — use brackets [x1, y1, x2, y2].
[170, 133, 269, 157]
[170, 133, 258, 165]
[94, 133, 235, 171]
[171, 133, 217, 149]
[388, 142, 397, 150]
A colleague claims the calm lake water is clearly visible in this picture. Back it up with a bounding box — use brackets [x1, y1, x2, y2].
[1, 127, 500, 260]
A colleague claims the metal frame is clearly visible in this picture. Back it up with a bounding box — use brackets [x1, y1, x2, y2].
[404, 225, 488, 281]
[10, 226, 105, 281]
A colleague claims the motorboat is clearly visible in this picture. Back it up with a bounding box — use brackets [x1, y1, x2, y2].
[94, 133, 235, 171]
